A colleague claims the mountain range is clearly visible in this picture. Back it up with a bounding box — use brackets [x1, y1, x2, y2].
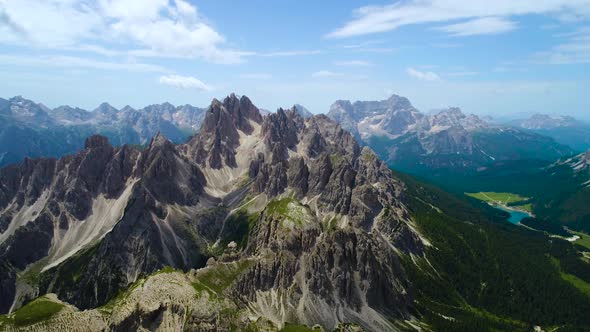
[508, 114, 590, 152]
[0, 96, 206, 167]
[0, 94, 427, 330]
[327, 95, 574, 179]
[2, 94, 590, 331]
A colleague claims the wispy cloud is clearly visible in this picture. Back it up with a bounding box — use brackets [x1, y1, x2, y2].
[340, 40, 397, 53]
[159, 74, 211, 91]
[435, 17, 517, 37]
[533, 26, 590, 64]
[0, 54, 168, 72]
[327, 1, 590, 38]
[334, 60, 372, 66]
[312, 70, 344, 78]
[407, 67, 441, 81]
[342, 40, 385, 49]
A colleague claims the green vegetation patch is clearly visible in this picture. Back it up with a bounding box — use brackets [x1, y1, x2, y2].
[222, 210, 259, 249]
[466, 191, 532, 212]
[267, 198, 312, 228]
[152, 266, 181, 275]
[192, 260, 253, 296]
[99, 277, 146, 313]
[550, 257, 590, 299]
[279, 323, 322, 332]
[466, 192, 529, 205]
[39, 242, 99, 288]
[19, 257, 48, 286]
[329, 153, 345, 165]
[571, 230, 590, 251]
[4, 296, 65, 326]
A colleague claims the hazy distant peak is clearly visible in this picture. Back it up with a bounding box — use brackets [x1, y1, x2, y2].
[515, 113, 579, 130]
[121, 105, 135, 112]
[293, 104, 313, 118]
[94, 102, 118, 113]
[328, 94, 491, 141]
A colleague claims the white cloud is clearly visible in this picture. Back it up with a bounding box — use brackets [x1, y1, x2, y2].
[327, 0, 590, 38]
[436, 17, 517, 36]
[312, 70, 344, 78]
[340, 40, 397, 53]
[407, 68, 441, 81]
[334, 60, 372, 66]
[159, 74, 211, 91]
[0, 54, 168, 72]
[533, 26, 590, 64]
[0, 0, 242, 63]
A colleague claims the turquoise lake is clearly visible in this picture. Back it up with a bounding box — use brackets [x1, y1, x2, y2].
[495, 206, 532, 224]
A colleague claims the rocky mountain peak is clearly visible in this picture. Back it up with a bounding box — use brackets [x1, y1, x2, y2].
[293, 104, 313, 118]
[147, 132, 175, 152]
[426, 107, 487, 132]
[516, 113, 579, 130]
[50, 105, 93, 123]
[84, 135, 111, 150]
[121, 105, 135, 112]
[202, 94, 262, 134]
[3, 96, 53, 125]
[328, 95, 424, 141]
[188, 94, 263, 169]
[160, 101, 175, 109]
[8, 95, 31, 105]
[94, 102, 118, 114]
[384, 94, 413, 109]
[431, 107, 465, 121]
[143, 102, 177, 118]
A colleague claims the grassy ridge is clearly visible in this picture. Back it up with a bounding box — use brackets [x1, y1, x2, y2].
[192, 260, 253, 296]
[0, 296, 65, 327]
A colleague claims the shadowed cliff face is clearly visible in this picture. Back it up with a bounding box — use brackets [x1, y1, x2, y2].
[0, 94, 425, 330]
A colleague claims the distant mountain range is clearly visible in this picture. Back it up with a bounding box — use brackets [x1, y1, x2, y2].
[0, 96, 320, 168]
[508, 114, 590, 152]
[0, 96, 206, 167]
[327, 95, 574, 178]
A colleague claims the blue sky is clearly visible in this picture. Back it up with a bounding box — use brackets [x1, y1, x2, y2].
[1, 0, 589, 120]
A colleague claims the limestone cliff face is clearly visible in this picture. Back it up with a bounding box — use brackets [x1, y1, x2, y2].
[0, 94, 425, 331]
